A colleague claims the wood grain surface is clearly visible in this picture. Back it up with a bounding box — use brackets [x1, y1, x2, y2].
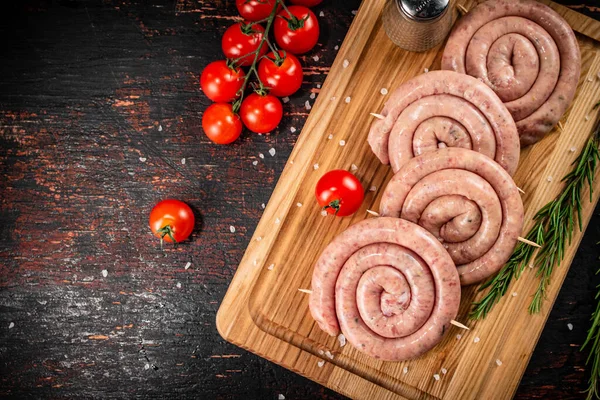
[1, 0, 600, 399]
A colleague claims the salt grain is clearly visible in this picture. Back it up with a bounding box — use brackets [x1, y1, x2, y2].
[176, 282, 182, 288]
[328, 134, 333, 140]
[317, 84, 321, 88]
[380, 88, 388, 95]
[586, 115, 591, 121]
[139, 157, 147, 162]
[334, 45, 339, 51]
[339, 140, 346, 146]
[474, 337, 480, 343]
[325, 350, 334, 359]
[338, 334, 346, 347]
[433, 374, 440, 381]
[252, 160, 258, 166]
[275, 218, 281, 224]
[269, 148, 276, 157]
[256, 236, 262, 241]
[403, 366, 408, 374]
[259, 153, 265, 159]
[268, 264, 275, 270]
[351, 164, 358, 171]
[588, 76, 594, 82]
[261, 203, 266, 209]
[310, 92, 316, 99]
[495, 359, 503, 366]
[441, 368, 447, 375]
[369, 186, 377, 192]
[279, 395, 285, 400]
[297, 202, 303, 207]
[547, 176, 553, 182]
[145, 363, 150, 370]
[568, 323, 574, 331]
[319, 11, 325, 17]
[314, 163, 320, 170]
[343, 59, 350, 68]
[290, 127, 297, 133]
[230, 225, 236, 233]
[456, 334, 462, 340]
[185, 262, 191, 270]
[321, 210, 328, 216]
[253, 259, 258, 266]
[305, 100, 312, 110]
[424, 68, 429, 73]
[570, 146, 577, 152]
[181, 158, 186, 165]
[282, 97, 290, 104]
[102, 269, 108, 278]
[345, 97, 351, 103]
[317, 360, 325, 368]
[158, 125, 163, 132]
[512, 292, 517, 297]
[352, 10, 357, 15]
[312, 55, 319, 62]
[9, 322, 14, 329]
[318, 349, 324, 355]
[330, 96, 336, 101]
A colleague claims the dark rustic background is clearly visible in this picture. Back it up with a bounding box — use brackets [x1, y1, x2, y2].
[1, 0, 599, 399]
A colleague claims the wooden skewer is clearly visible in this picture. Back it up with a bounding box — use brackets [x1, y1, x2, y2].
[457, 4, 469, 14]
[298, 288, 313, 294]
[367, 210, 380, 217]
[518, 236, 542, 248]
[370, 113, 385, 120]
[451, 320, 470, 330]
[517, 187, 525, 194]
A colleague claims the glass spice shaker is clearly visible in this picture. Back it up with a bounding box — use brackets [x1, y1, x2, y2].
[382, 0, 452, 52]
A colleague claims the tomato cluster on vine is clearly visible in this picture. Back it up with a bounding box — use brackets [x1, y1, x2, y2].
[200, 0, 322, 144]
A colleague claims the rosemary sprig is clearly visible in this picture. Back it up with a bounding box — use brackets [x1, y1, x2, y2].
[470, 117, 600, 319]
[583, 268, 600, 400]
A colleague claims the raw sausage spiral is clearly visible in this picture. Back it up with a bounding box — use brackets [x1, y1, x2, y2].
[368, 70, 520, 176]
[442, 0, 580, 145]
[380, 148, 524, 285]
[309, 217, 461, 361]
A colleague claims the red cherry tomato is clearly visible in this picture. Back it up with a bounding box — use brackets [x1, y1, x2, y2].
[202, 103, 243, 144]
[240, 93, 283, 134]
[235, 0, 280, 21]
[315, 170, 364, 217]
[257, 51, 303, 97]
[149, 199, 195, 243]
[274, 6, 319, 54]
[200, 60, 245, 103]
[222, 22, 267, 67]
[289, 0, 323, 6]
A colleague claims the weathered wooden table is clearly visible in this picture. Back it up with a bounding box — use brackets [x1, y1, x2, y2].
[1, 0, 599, 398]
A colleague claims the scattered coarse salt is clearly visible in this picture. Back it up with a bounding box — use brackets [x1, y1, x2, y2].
[318, 349, 324, 355]
[495, 359, 503, 366]
[268, 264, 275, 270]
[9, 322, 14, 329]
[145, 363, 150, 370]
[102, 269, 108, 278]
[588, 76, 594, 82]
[289, 160, 294, 164]
[230, 225, 236, 233]
[334, 45, 339, 51]
[441, 368, 447, 375]
[176, 282, 182, 288]
[317, 360, 325, 368]
[185, 262, 191, 270]
[310, 92, 316, 100]
[339, 140, 346, 146]
[547, 176, 553, 182]
[568, 323, 574, 331]
[321, 210, 328, 216]
[380, 88, 388, 95]
[305, 100, 312, 110]
[351, 164, 358, 171]
[433, 374, 440, 381]
[253, 259, 258, 266]
[282, 97, 290, 104]
[314, 163, 320, 170]
[474, 337, 480, 343]
[403, 366, 408, 374]
[570, 146, 577, 153]
[278, 395, 285, 400]
[158, 125, 163, 132]
[259, 153, 265, 159]
[456, 334, 462, 340]
[369, 186, 377, 192]
[317, 84, 321, 88]
[366, 210, 380, 217]
[261, 203, 266, 209]
[586, 115, 591, 121]
[181, 158, 186, 165]
[269, 148, 276, 157]
[512, 292, 518, 297]
[345, 97, 351, 103]
[351, 10, 357, 15]
[330, 96, 336, 101]
[424, 68, 429, 73]
[252, 160, 258, 166]
[343, 59, 350, 68]
[275, 218, 281, 224]
[312, 55, 319, 62]
[338, 334, 346, 347]
[319, 11, 325, 17]
[256, 236, 262, 241]
[297, 202, 303, 207]
[139, 157, 147, 162]
[325, 350, 334, 360]
[328, 134, 333, 140]
[290, 127, 297, 133]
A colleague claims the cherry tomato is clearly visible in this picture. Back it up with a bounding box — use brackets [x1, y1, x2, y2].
[274, 6, 319, 54]
[236, 0, 280, 21]
[202, 103, 243, 144]
[315, 170, 364, 217]
[289, 0, 323, 6]
[240, 93, 283, 134]
[149, 199, 195, 243]
[222, 22, 267, 67]
[258, 51, 303, 97]
[200, 60, 245, 103]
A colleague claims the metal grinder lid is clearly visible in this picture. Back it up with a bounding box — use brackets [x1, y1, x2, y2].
[398, 0, 449, 21]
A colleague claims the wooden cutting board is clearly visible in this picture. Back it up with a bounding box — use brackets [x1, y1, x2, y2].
[217, 1, 600, 399]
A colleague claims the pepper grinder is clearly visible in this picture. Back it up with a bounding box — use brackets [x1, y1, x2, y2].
[382, 0, 452, 52]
